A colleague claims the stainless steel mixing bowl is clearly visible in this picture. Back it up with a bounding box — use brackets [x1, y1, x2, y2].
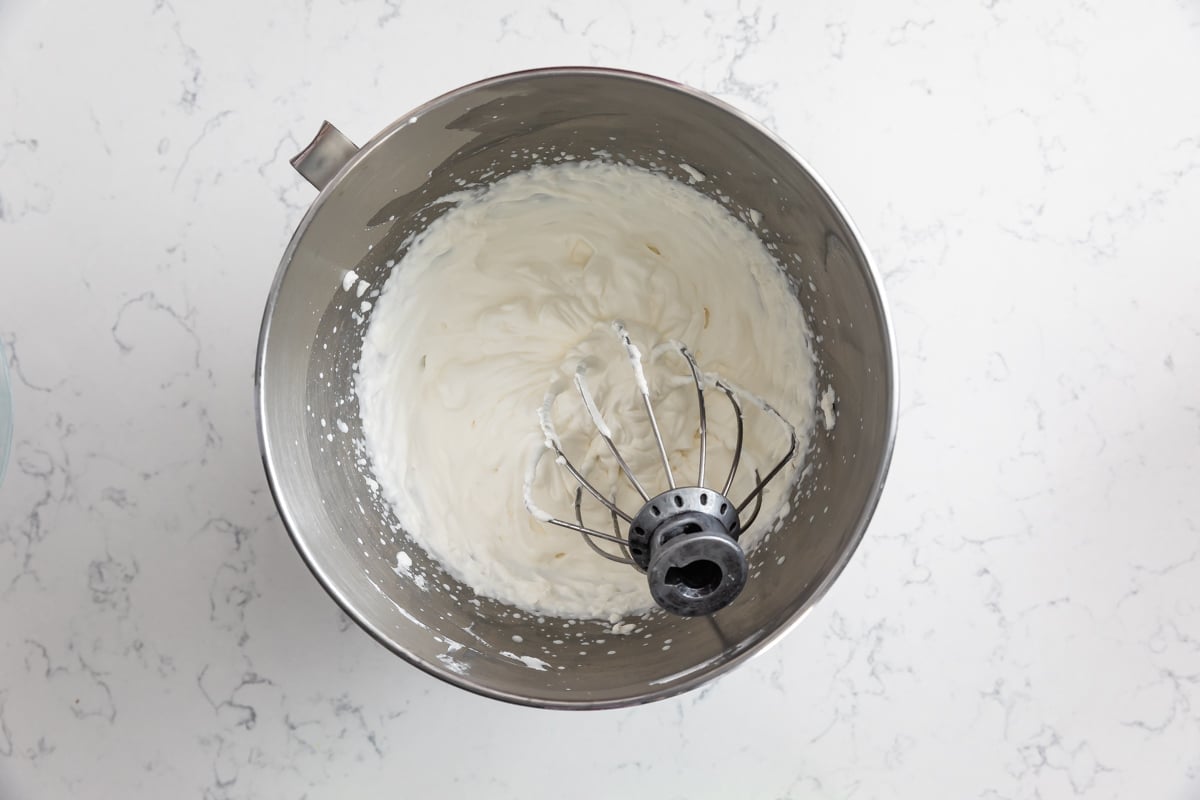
[257, 67, 897, 708]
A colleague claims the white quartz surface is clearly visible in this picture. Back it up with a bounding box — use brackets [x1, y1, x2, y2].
[1, 0, 1198, 797]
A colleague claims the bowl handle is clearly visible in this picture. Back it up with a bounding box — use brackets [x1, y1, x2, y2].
[290, 121, 359, 190]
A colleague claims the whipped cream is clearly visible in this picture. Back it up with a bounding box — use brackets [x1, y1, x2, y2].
[357, 161, 816, 619]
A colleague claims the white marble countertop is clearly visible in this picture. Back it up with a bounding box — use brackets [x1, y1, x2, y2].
[2, 0, 1199, 797]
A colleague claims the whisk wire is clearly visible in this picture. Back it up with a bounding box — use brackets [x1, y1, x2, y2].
[575, 488, 636, 565]
[545, 438, 635, 523]
[573, 369, 650, 501]
[611, 503, 633, 561]
[739, 469, 765, 532]
[735, 430, 797, 516]
[615, 323, 676, 489]
[540, 513, 631, 547]
[677, 345, 707, 488]
[718, 381, 744, 496]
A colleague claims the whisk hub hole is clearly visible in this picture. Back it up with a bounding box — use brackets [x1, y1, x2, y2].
[665, 559, 723, 593]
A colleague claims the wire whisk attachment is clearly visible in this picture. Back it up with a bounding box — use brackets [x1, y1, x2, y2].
[524, 322, 797, 617]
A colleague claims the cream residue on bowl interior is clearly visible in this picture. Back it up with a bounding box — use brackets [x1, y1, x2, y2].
[356, 161, 817, 620]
